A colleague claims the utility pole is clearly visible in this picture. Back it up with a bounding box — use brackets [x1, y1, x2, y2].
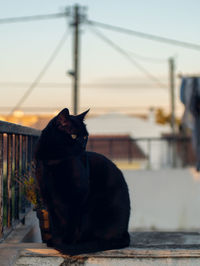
[68, 5, 86, 115]
[169, 57, 176, 167]
[72, 5, 80, 115]
[169, 57, 175, 134]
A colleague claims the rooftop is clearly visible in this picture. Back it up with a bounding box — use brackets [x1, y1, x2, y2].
[86, 112, 171, 138]
[2, 220, 200, 266]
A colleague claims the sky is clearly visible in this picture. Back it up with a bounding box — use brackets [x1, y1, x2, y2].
[1, 0, 200, 116]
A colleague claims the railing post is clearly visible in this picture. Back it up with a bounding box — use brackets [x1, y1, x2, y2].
[172, 136, 177, 168]
[14, 135, 20, 220]
[21, 135, 27, 214]
[128, 138, 132, 163]
[7, 134, 13, 228]
[109, 139, 113, 159]
[27, 136, 32, 172]
[147, 139, 151, 169]
[90, 139, 94, 151]
[0, 134, 3, 238]
[184, 137, 189, 167]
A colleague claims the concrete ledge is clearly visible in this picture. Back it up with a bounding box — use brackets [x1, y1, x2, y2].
[0, 211, 42, 266]
[10, 241, 200, 258]
[2, 213, 200, 266]
[9, 241, 200, 266]
[4, 232, 200, 265]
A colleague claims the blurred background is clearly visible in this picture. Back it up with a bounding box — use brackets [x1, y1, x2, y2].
[1, 0, 200, 234]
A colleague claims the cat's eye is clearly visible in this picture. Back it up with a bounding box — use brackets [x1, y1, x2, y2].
[71, 134, 77, 140]
[83, 136, 88, 140]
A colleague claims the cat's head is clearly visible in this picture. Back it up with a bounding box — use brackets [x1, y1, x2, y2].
[41, 108, 89, 158]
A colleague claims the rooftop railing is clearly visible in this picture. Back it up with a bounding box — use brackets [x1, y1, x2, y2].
[0, 121, 40, 241]
[87, 135, 193, 169]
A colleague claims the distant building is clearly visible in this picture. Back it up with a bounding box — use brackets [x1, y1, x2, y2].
[87, 134, 146, 162]
[85, 112, 171, 169]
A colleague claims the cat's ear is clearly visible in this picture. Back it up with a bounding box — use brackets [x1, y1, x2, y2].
[57, 108, 70, 126]
[76, 109, 90, 121]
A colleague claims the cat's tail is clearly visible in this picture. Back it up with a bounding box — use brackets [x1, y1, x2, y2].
[47, 231, 130, 256]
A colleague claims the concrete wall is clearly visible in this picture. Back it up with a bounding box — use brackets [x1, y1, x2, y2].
[124, 168, 200, 231]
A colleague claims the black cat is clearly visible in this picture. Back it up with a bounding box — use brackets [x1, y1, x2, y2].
[35, 108, 130, 255]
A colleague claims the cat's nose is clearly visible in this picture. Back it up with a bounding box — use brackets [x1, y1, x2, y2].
[82, 141, 87, 149]
[78, 138, 87, 149]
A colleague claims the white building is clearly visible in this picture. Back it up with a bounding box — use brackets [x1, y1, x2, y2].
[86, 112, 172, 169]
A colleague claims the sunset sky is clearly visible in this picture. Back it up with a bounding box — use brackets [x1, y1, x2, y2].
[1, 0, 200, 116]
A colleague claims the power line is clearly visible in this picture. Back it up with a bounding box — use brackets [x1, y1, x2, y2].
[0, 81, 169, 89]
[88, 25, 167, 88]
[126, 50, 167, 64]
[0, 105, 168, 113]
[0, 12, 66, 24]
[9, 30, 69, 115]
[2, 12, 200, 51]
[86, 20, 200, 51]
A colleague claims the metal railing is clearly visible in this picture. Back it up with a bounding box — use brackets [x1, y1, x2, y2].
[0, 121, 40, 241]
[87, 136, 193, 169]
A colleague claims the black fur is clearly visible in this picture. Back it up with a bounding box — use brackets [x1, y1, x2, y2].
[35, 108, 130, 255]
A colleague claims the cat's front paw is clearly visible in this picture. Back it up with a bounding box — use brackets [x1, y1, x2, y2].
[46, 237, 62, 247]
[46, 239, 54, 247]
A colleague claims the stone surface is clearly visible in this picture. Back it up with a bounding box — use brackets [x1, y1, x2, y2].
[10, 231, 200, 265]
[15, 256, 64, 266]
[0, 248, 19, 266]
[1, 231, 200, 265]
